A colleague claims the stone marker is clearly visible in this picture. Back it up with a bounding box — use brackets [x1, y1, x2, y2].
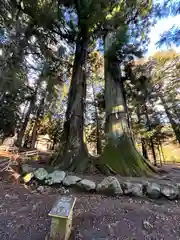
[48, 196, 76, 240]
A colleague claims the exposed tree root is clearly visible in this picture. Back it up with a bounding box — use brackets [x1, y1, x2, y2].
[100, 135, 157, 177]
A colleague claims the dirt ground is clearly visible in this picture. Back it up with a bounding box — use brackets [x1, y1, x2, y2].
[0, 169, 180, 240]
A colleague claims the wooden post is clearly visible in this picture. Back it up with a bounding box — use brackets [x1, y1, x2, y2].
[48, 196, 76, 240]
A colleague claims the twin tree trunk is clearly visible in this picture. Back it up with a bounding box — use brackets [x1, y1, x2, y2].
[55, 31, 89, 172]
[55, 31, 155, 176]
[100, 32, 155, 176]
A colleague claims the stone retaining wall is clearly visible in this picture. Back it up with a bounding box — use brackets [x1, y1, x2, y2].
[22, 164, 180, 200]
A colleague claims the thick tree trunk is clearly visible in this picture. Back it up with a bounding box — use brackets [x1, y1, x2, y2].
[55, 32, 89, 172]
[101, 32, 155, 176]
[161, 96, 180, 144]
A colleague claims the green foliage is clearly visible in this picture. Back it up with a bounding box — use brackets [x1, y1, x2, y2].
[0, 0, 179, 172]
[152, 49, 178, 64]
[155, 0, 180, 46]
[130, 50, 180, 158]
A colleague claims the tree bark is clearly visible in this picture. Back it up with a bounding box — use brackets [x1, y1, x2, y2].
[160, 141, 165, 164]
[55, 31, 90, 172]
[16, 77, 42, 147]
[141, 138, 149, 160]
[136, 105, 149, 160]
[150, 138, 157, 166]
[16, 94, 36, 147]
[30, 97, 45, 149]
[101, 32, 155, 176]
[23, 120, 33, 148]
[5, 21, 36, 147]
[92, 82, 102, 155]
[157, 144, 163, 166]
[143, 101, 158, 165]
[30, 118, 38, 149]
[95, 105, 102, 155]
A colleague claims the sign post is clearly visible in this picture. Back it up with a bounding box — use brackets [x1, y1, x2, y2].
[48, 196, 76, 240]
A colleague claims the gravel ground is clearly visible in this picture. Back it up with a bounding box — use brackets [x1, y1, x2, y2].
[0, 176, 180, 240]
[0, 163, 180, 240]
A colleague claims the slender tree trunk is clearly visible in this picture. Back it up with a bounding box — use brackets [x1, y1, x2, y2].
[55, 30, 89, 172]
[136, 105, 149, 160]
[17, 69, 43, 146]
[16, 94, 36, 147]
[143, 102, 157, 164]
[161, 96, 180, 144]
[96, 109, 102, 155]
[141, 138, 149, 160]
[52, 137, 57, 150]
[6, 22, 36, 147]
[21, 101, 28, 121]
[101, 32, 155, 176]
[92, 82, 102, 155]
[30, 97, 45, 149]
[150, 138, 157, 166]
[157, 144, 162, 166]
[160, 141, 165, 164]
[31, 119, 38, 149]
[23, 120, 33, 148]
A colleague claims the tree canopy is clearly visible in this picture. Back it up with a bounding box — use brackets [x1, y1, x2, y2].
[0, 0, 180, 175]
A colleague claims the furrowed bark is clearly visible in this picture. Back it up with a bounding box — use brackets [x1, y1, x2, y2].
[54, 29, 90, 173]
[101, 32, 156, 177]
